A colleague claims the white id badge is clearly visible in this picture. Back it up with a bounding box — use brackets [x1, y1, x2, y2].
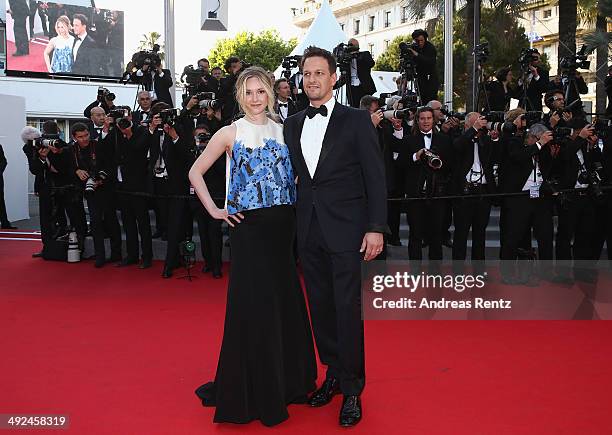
[529, 183, 540, 199]
[189, 186, 195, 195]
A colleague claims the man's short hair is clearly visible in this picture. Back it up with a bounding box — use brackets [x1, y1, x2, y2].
[411, 29, 428, 40]
[71, 122, 89, 136]
[211, 66, 223, 73]
[359, 95, 378, 110]
[300, 46, 337, 75]
[528, 123, 549, 138]
[505, 107, 525, 122]
[274, 78, 288, 93]
[42, 120, 59, 135]
[224, 56, 241, 72]
[151, 102, 171, 116]
[73, 13, 88, 27]
[198, 58, 209, 65]
[194, 124, 210, 133]
[426, 100, 442, 109]
[544, 90, 564, 108]
[495, 67, 512, 83]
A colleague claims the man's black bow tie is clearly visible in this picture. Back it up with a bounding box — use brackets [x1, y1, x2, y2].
[306, 105, 328, 119]
[421, 132, 432, 138]
[279, 103, 288, 108]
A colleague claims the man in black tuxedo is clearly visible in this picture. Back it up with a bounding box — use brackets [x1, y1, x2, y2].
[515, 50, 549, 111]
[8, 0, 31, 56]
[88, 107, 107, 142]
[132, 91, 154, 126]
[451, 113, 499, 268]
[345, 39, 376, 108]
[408, 29, 439, 105]
[274, 78, 298, 123]
[289, 66, 310, 111]
[283, 46, 387, 427]
[135, 62, 174, 106]
[396, 106, 453, 261]
[71, 14, 101, 76]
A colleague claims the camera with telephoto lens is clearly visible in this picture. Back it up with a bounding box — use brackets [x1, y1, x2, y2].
[518, 47, 540, 68]
[97, 86, 115, 102]
[440, 107, 466, 121]
[421, 149, 442, 169]
[483, 111, 506, 131]
[195, 132, 212, 153]
[559, 45, 590, 72]
[159, 108, 181, 128]
[524, 111, 543, 126]
[195, 92, 222, 111]
[382, 107, 416, 120]
[577, 161, 605, 199]
[34, 133, 67, 150]
[473, 42, 490, 63]
[108, 107, 132, 129]
[552, 126, 573, 143]
[85, 170, 108, 193]
[180, 64, 208, 99]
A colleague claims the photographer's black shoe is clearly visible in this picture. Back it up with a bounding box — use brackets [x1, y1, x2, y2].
[162, 266, 173, 278]
[339, 395, 362, 427]
[212, 269, 223, 279]
[140, 259, 152, 269]
[94, 259, 105, 268]
[32, 252, 43, 258]
[117, 258, 137, 267]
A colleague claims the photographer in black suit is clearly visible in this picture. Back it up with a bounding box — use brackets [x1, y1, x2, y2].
[112, 110, 153, 269]
[274, 78, 298, 123]
[396, 106, 453, 260]
[132, 91, 153, 126]
[71, 14, 101, 76]
[218, 56, 244, 124]
[135, 61, 174, 106]
[84, 87, 117, 118]
[71, 122, 122, 267]
[284, 46, 387, 427]
[344, 39, 376, 108]
[451, 113, 500, 267]
[515, 49, 549, 111]
[407, 29, 439, 105]
[187, 125, 225, 278]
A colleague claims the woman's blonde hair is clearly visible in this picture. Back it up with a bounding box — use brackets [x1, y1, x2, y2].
[235, 66, 276, 116]
[55, 15, 72, 33]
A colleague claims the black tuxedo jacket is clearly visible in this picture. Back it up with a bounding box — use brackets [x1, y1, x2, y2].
[9, 0, 30, 18]
[354, 51, 376, 95]
[72, 34, 100, 76]
[499, 136, 554, 193]
[515, 66, 549, 111]
[275, 99, 298, 122]
[557, 136, 602, 189]
[452, 129, 499, 194]
[146, 130, 190, 195]
[284, 103, 388, 252]
[414, 42, 440, 100]
[113, 127, 150, 192]
[396, 131, 453, 197]
[152, 69, 174, 105]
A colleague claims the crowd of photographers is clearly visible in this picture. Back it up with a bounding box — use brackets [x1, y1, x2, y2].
[19, 33, 612, 283]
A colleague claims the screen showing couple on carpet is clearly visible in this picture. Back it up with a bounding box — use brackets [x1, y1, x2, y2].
[4, 1, 124, 78]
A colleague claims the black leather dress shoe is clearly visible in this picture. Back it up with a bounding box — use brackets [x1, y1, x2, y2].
[116, 258, 138, 267]
[339, 395, 362, 427]
[162, 266, 173, 278]
[307, 378, 340, 407]
[94, 259, 105, 268]
[32, 252, 43, 258]
[212, 270, 222, 279]
[1, 224, 17, 229]
[202, 265, 211, 273]
[140, 259, 152, 269]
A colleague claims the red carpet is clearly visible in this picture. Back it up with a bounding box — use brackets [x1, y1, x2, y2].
[1, 238, 612, 434]
[6, 39, 49, 73]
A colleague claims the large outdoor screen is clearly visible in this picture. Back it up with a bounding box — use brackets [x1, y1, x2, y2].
[5, 1, 124, 78]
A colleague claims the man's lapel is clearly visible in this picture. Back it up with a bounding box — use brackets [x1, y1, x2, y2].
[294, 110, 310, 180]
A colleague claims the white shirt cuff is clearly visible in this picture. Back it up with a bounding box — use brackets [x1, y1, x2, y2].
[412, 152, 419, 162]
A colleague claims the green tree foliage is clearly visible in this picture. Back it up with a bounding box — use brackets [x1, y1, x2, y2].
[373, 8, 529, 107]
[208, 30, 297, 72]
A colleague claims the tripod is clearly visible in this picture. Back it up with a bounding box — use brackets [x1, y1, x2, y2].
[475, 61, 490, 112]
[398, 66, 422, 106]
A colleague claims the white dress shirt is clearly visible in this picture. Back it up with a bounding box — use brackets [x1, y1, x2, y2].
[522, 142, 544, 191]
[73, 32, 87, 60]
[350, 59, 361, 86]
[277, 99, 289, 121]
[467, 141, 487, 184]
[300, 97, 336, 178]
[412, 130, 433, 162]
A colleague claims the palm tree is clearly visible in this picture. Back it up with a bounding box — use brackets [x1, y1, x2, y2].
[138, 31, 165, 62]
[579, 0, 612, 113]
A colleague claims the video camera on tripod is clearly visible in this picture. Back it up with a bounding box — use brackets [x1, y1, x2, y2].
[122, 44, 162, 83]
[333, 43, 360, 74]
[518, 47, 540, 70]
[281, 55, 302, 79]
[398, 41, 418, 79]
[559, 45, 590, 72]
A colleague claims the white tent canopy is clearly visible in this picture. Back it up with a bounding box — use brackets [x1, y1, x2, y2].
[275, 0, 399, 99]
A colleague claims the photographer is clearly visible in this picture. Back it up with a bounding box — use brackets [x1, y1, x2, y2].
[499, 123, 556, 282]
[396, 106, 453, 260]
[548, 72, 588, 116]
[135, 58, 174, 106]
[132, 90, 153, 126]
[407, 29, 439, 105]
[84, 87, 117, 118]
[288, 64, 309, 111]
[451, 112, 500, 267]
[341, 39, 376, 108]
[111, 109, 153, 269]
[554, 121, 602, 268]
[516, 49, 549, 111]
[274, 78, 298, 123]
[187, 124, 225, 277]
[146, 103, 192, 278]
[71, 122, 122, 267]
[543, 90, 574, 129]
[88, 106, 109, 142]
[22, 122, 87, 258]
[183, 95, 223, 136]
[427, 100, 462, 140]
[218, 56, 245, 124]
[484, 67, 515, 112]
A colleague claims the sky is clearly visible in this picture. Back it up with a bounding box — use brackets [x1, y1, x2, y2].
[94, 0, 304, 69]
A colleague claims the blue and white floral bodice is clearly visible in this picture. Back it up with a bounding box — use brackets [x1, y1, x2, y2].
[225, 117, 295, 214]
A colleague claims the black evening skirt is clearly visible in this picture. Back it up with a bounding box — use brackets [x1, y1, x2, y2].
[195, 205, 317, 426]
